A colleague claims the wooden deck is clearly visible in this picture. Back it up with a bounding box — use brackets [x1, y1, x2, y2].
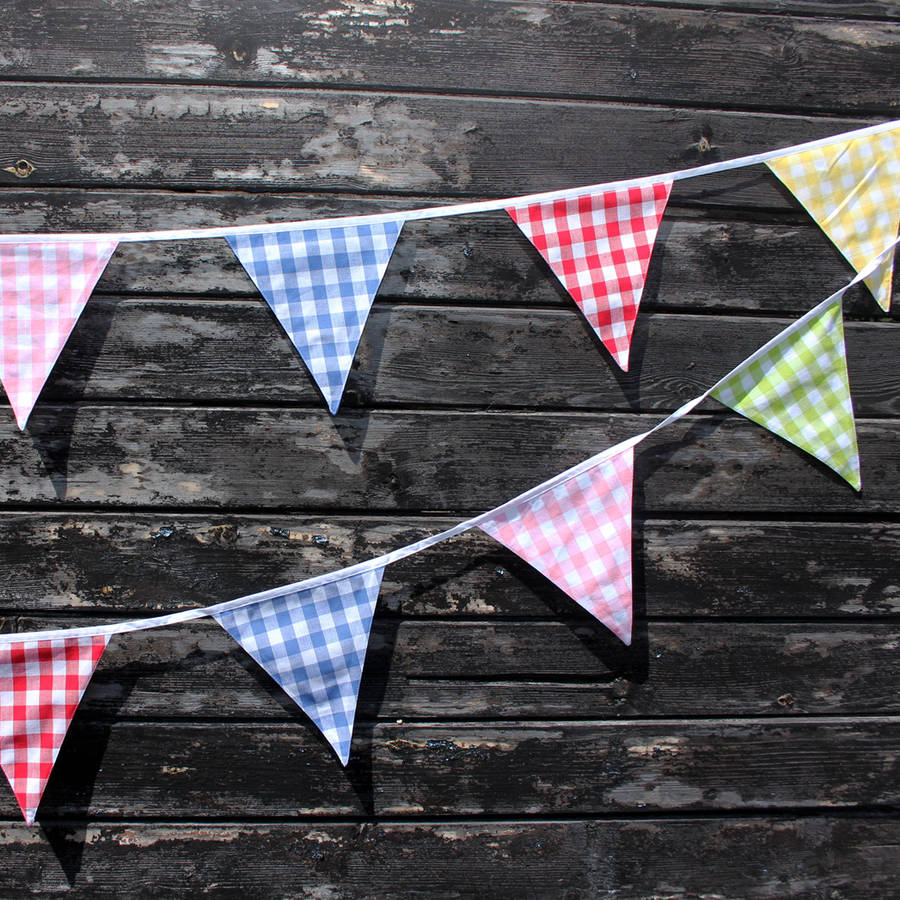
[0, 1, 898, 895]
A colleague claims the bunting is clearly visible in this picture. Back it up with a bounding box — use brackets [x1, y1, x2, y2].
[0, 635, 109, 824]
[0, 240, 118, 429]
[766, 125, 900, 310]
[711, 295, 860, 490]
[212, 568, 384, 765]
[0, 120, 896, 825]
[479, 447, 635, 644]
[227, 222, 403, 414]
[507, 182, 672, 370]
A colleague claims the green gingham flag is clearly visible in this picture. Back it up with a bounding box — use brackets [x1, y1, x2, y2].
[710, 295, 860, 490]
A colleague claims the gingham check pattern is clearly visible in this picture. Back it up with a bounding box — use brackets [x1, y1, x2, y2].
[0, 635, 108, 825]
[711, 295, 860, 490]
[0, 240, 118, 429]
[480, 448, 635, 644]
[767, 126, 900, 311]
[213, 568, 384, 764]
[507, 182, 672, 371]
[227, 223, 403, 413]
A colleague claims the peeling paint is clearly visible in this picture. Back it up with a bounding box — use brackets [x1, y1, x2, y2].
[627, 738, 683, 759]
[511, 4, 556, 27]
[301, 0, 414, 37]
[71, 57, 98, 75]
[144, 42, 220, 77]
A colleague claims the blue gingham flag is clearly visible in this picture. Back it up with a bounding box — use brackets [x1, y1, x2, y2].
[227, 222, 403, 413]
[212, 568, 385, 765]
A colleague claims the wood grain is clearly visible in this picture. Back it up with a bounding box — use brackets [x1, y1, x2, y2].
[2, 409, 897, 513]
[8, 618, 895, 720]
[18, 718, 899, 818]
[0, 818, 896, 897]
[0, 85, 882, 203]
[33, 302, 900, 414]
[0, 2, 896, 114]
[1, 515, 898, 618]
[1, 0, 897, 892]
[599, 0, 900, 18]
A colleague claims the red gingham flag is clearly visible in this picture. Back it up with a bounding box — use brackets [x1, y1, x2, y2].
[507, 182, 672, 371]
[0, 240, 118, 429]
[0, 635, 109, 824]
[480, 448, 635, 644]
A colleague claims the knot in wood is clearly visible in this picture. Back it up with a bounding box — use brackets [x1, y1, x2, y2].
[3, 159, 35, 178]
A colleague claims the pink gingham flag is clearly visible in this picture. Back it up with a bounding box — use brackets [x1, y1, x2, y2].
[0, 240, 118, 429]
[0, 635, 109, 824]
[507, 182, 672, 370]
[479, 447, 635, 644]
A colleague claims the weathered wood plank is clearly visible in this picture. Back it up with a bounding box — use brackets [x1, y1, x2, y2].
[9, 619, 894, 719]
[2, 515, 897, 618]
[1, 410, 897, 513]
[35, 302, 900, 414]
[3, 515, 897, 618]
[18, 719, 899, 818]
[0, 85, 879, 203]
[0, 2, 896, 114]
[2, 193, 893, 317]
[607, 0, 900, 18]
[0, 818, 896, 898]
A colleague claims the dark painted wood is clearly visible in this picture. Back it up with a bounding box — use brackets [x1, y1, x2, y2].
[1, 409, 896, 513]
[1, 515, 898, 618]
[0, 818, 896, 898]
[0, 513, 900, 619]
[13, 719, 898, 818]
[1, 0, 897, 893]
[0, 85, 881, 203]
[0, 2, 897, 114]
[8, 618, 895, 719]
[33, 301, 900, 413]
[593, 0, 900, 18]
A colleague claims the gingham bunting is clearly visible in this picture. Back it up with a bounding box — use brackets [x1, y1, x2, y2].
[0, 635, 109, 825]
[213, 568, 384, 765]
[479, 447, 635, 644]
[507, 182, 672, 370]
[711, 295, 860, 490]
[0, 240, 118, 429]
[767, 125, 900, 310]
[227, 222, 403, 413]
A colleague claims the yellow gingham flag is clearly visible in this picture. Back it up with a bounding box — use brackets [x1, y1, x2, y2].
[711, 295, 860, 490]
[767, 126, 900, 311]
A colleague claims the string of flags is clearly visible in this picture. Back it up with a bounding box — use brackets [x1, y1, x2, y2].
[0, 239, 893, 826]
[1, 120, 898, 427]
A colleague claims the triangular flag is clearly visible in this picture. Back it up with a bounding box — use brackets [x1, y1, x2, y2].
[711, 295, 860, 490]
[507, 182, 672, 370]
[479, 448, 635, 644]
[767, 126, 900, 310]
[0, 240, 118, 428]
[213, 568, 384, 765]
[227, 222, 403, 413]
[0, 635, 109, 824]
